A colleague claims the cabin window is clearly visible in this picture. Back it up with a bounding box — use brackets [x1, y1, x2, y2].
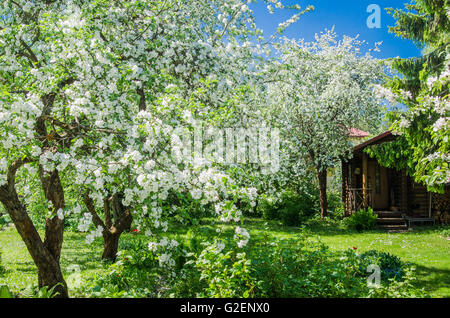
[375, 165, 381, 194]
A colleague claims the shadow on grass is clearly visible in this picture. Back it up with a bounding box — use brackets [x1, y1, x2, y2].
[411, 263, 450, 297]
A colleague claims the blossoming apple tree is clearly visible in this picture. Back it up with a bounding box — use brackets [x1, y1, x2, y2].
[0, 0, 312, 297]
[264, 30, 386, 218]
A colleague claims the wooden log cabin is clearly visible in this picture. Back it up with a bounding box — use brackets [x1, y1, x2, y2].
[341, 130, 450, 229]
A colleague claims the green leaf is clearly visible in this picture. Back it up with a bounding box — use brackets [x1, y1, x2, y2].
[0, 285, 14, 298]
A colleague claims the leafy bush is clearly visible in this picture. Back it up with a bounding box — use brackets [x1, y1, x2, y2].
[249, 236, 365, 297]
[76, 229, 422, 299]
[80, 250, 159, 298]
[247, 235, 420, 298]
[358, 250, 405, 281]
[257, 195, 278, 220]
[279, 205, 300, 227]
[191, 241, 255, 298]
[436, 225, 450, 238]
[1, 284, 61, 298]
[258, 190, 316, 226]
[346, 208, 378, 231]
[165, 233, 421, 298]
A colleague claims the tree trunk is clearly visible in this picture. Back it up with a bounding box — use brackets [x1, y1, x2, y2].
[37, 254, 68, 298]
[317, 166, 328, 219]
[84, 192, 133, 262]
[101, 207, 133, 261]
[102, 232, 120, 261]
[0, 180, 68, 298]
[38, 168, 68, 297]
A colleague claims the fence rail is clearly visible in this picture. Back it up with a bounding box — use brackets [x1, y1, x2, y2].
[348, 188, 372, 213]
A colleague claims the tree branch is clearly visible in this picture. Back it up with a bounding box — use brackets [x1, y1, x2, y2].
[83, 190, 106, 231]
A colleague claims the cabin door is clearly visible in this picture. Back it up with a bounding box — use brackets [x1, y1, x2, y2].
[368, 161, 389, 210]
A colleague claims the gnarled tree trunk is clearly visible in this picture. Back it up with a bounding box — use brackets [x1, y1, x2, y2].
[84, 191, 132, 262]
[0, 160, 68, 298]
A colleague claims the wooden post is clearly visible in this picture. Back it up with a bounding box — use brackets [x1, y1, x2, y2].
[362, 153, 368, 208]
[429, 192, 432, 219]
[401, 169, 408, 215]
[342, 160, 349, 216]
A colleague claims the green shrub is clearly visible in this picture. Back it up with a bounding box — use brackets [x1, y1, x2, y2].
[81, 232, 202, 298]
[257, 195, 278, 220]
[346, 208, 378, 231]
[94, 233, 421, 299]
[279, 205, 301, 227]
[247, 235, 419, 298]
[436, 225, 450, 238]
[1, 284, 61, 298]
[249, 236, 364, 297]
[358, 250, 405, 281]
[259, 190, 316, 226]
[80, 250, 159, 298]
[192, 241, 255, 298]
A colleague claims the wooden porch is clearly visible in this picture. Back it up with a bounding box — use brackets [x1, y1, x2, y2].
[342, 130, 449, 228]
[342, 153, 434, 217]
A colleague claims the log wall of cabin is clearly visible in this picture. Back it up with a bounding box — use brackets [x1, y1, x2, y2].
[407, 179, 431, 217]
[433, 186, 450, 224]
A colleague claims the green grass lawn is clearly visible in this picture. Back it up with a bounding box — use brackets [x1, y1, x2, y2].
[0, 219, 449, 297]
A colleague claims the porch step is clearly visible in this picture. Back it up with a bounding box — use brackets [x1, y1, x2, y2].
[375, 211, 408, 231]
[375, 211, 402, 218]
[377, 218, 406, 225]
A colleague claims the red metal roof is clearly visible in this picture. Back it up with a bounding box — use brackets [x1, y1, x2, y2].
[348, 127, 370, 138]
[353, 130, 397, 152]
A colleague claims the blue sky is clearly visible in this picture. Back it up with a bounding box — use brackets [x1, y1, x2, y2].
[250, 0, 422, 59]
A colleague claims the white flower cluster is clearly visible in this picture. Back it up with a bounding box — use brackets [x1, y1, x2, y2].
[265, 30, 386, 190]
[373, 84, 398, 105]
[399, 117, 411, 129]
[234, 226, 250, 248]
[247, 187, 258, 207]
[433, 117, 448, 132]
[0, 158, 7, 186]
[86, 225, 103, 245]
[56, 208, 65, 221]
[78, 213, 93, 233]
[148, 237, 179, 268]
